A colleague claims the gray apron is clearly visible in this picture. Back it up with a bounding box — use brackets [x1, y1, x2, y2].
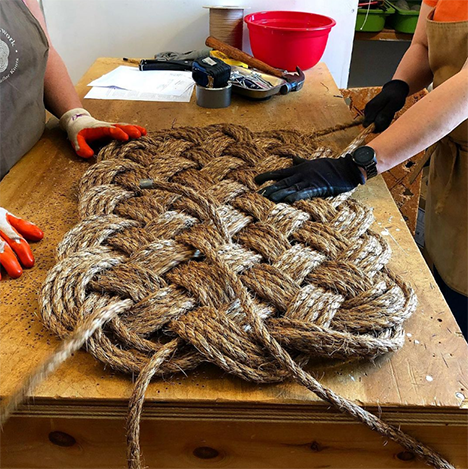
[0, 0, 49, 179]
[425, 9, 468, 295]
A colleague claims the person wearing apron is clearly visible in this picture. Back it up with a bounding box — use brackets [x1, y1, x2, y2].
[256, 1, 468, 338]
[0, 0, 146, 280]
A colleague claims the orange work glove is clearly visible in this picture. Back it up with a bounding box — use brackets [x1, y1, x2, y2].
[0, 208, 44, 280]
[59, 108, 147, 158]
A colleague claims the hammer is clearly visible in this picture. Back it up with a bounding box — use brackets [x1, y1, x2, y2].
[205, 36, 305, 95]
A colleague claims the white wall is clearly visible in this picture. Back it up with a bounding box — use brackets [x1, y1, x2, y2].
[42, 0, 358, 88]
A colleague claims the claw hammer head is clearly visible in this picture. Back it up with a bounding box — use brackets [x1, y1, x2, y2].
[279, 67, 305, 95]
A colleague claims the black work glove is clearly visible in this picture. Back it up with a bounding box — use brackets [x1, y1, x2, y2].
[255, 154, 366, 203]
[363, 79, 409, 132]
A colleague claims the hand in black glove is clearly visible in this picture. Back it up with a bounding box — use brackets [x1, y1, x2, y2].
[363, 79, 409, 132]
[255, 154, 366, 203]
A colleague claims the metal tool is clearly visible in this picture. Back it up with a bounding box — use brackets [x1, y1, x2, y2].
[205, 36, 305, 94]
[138, 59, 193, 71]
[230, 66, 286, 99]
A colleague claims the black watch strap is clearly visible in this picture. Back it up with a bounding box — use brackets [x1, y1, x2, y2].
[364, 162, 378, 179]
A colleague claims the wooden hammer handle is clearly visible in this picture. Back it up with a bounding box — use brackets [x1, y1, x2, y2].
[205, 36, 283, 78]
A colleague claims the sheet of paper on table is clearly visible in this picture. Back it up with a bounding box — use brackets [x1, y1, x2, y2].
[85, 65, 195, 102]
[85, 86, 194, 102]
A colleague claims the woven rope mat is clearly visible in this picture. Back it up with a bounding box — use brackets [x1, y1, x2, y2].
[1, 124, 454, 469]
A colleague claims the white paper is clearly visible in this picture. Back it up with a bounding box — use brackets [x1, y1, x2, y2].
[88, 65, 194, 96]
[84, 85, 194, 103]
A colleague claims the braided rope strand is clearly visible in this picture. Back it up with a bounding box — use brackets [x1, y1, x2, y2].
[0, 123, 453, 468]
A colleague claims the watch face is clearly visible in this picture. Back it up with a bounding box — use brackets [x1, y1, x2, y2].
[354, 146, 375, 165]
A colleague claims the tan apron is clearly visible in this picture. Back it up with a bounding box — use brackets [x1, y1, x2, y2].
[425, 9, 468, 295]
[0, 0, 49, 179]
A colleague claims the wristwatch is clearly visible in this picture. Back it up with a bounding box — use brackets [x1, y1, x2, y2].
[351, 146, 378, 179]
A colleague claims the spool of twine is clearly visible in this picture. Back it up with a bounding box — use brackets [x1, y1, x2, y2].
[206, 6, 244, 49]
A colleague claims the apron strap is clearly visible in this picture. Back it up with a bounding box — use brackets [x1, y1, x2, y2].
[408, 144, 437, 184]
[435, 138, 462, 214]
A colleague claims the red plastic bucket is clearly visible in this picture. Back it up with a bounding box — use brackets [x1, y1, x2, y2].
[244, 11, 336, 72]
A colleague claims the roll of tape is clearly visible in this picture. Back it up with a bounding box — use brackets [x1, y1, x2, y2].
[196, 83, 232, 109]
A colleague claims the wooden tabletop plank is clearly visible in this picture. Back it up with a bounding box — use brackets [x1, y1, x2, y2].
[1, 58, 467, 416]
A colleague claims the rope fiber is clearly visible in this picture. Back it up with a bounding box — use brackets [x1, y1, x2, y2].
[1, 123, 454, 469]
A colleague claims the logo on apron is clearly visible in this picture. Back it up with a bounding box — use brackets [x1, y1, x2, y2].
[0, 28, 19, 84]
[0, 40, 8, 73]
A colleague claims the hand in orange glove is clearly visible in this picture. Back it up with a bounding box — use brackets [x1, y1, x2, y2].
[0, 208, 44, 280]
[59, 108, 147, 158]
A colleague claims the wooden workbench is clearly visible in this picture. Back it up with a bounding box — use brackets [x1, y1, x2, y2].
[1, 58, 467, 469]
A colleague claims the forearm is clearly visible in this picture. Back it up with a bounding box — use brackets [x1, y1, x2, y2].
[391, 2, 433, 94]
[369, 68, 468, 174]
[24, 0, 81, 118]
[393, 43, 433, 94]
[44, 47, 82, 118]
